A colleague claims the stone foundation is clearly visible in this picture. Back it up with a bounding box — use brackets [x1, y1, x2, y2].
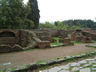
[38, 41, 50, 48]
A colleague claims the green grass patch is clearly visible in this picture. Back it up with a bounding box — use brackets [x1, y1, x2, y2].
[0, 69, 7, 72]
[36, 60, 48, 64]
[53, 37, 60, 43]
[71, 41, 83, 45]
[50, 42, 62, 46]
[50, 37, 62, 46]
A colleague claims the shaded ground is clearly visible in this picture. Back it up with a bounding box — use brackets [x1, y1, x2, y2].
[0, 44, 95, 69]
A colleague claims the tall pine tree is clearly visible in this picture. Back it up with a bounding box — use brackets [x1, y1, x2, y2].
[28, 0, 40, 29]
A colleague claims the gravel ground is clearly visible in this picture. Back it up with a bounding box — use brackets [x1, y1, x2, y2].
[0, 44, 95, 69]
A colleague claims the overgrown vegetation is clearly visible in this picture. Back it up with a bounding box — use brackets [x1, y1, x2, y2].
[50, 37, 83, 46]
[0, 0, 40, 29]
[39, 20, 96, 30]
[50, 37, 62, 46]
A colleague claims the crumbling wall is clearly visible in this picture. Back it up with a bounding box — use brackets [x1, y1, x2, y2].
[0, 29, 19, 45]
[0, 29, 39, 52]
[19, 30, 38, 49]
[71, 29, 93, 43]
[0, 29, 21, 52]
[0, 29, 51, 52]
[2, 29, 96, 52]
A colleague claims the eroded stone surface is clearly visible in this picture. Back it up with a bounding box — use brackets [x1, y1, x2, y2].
[58, 65, 70, 70]
[71, 67, 79, 72]
[58, 70, 70, 72]
[48, 67, 61, 72]
[41, 57, 96, 72]
[82, 64, 90, 67]
[70, 62, 80, 67]
[78, 60, 87, 65]
[80, 68, 91, 72]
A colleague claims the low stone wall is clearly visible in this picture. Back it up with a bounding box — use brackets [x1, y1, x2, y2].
[0, 37, 17, 44]
[0, 44, 23, 52]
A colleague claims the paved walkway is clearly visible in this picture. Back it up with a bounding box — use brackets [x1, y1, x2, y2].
[0, 44, 95, 69]
[41, 57, 96, 72]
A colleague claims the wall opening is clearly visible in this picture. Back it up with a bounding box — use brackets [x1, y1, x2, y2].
[0, 31, 16, 37]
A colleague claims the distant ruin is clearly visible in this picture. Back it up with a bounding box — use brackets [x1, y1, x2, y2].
[71, 29, 96, 43]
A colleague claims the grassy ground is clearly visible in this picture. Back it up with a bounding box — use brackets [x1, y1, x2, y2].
[50, 37, 62, 46]
[51, 37, 83, 46]
[71, 41, 83, 45]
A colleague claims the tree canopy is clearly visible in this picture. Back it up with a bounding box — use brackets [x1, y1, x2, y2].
[27, 0, 40, 29]
[39, 20, 96, 30]
[0, 0, 40, 29]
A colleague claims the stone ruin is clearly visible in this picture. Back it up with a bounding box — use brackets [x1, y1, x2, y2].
[0, 28, 96, 52]
[0, 29, 53, 52]
[0, 29, 37, 52]
[0, 29, 73, 52]
[71, 29, 96, 43]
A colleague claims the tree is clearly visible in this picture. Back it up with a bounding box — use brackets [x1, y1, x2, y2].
[28, 0, 40, 29]
[0, 0, 33, 29]
[39, 19, 96, 30]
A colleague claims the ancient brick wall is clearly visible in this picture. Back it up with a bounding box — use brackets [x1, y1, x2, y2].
[71, 29, 94, 42]
[0, 29, 38, 52]
[64, 38, 71, 44]
[0, 29, 19, 45]
[38, 41, 50, 48]
[18, 30, 37, 48]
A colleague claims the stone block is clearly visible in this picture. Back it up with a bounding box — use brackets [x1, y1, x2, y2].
[12, 44, 23, 51]
[0, 45, 12, 52]
[38, 41, 50, 48]
[64, 38, 71, 44]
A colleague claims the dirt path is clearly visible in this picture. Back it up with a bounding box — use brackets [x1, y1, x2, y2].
[0, 44, 95, 69]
